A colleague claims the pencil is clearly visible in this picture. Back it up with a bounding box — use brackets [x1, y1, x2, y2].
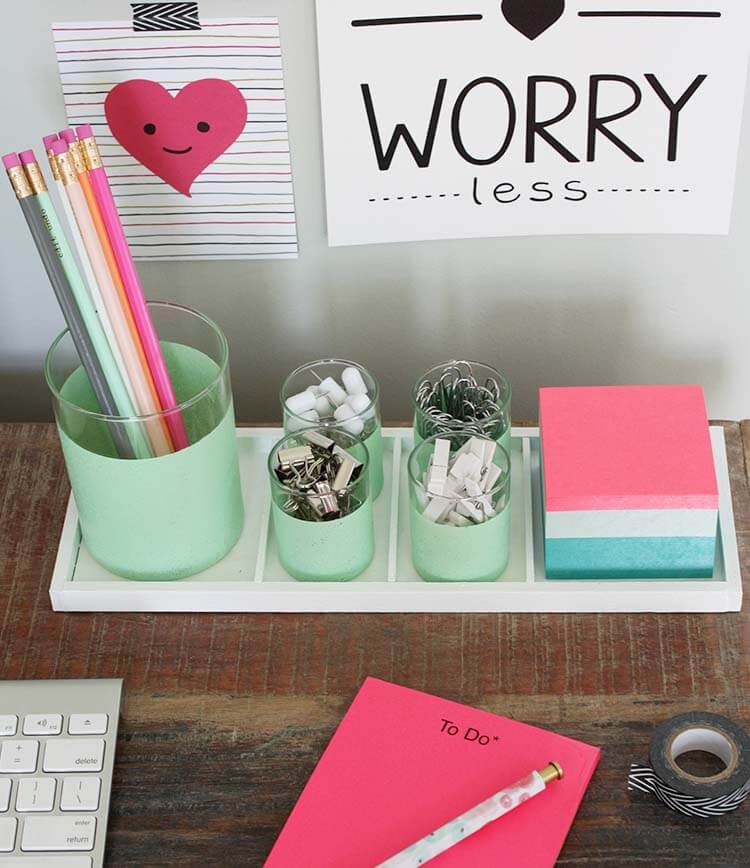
[58, 128, 174, 454]
[76, 124, 190, 451]
[41, 140, 153, 460]
[377, 762, 564, 867]
[49, 138, 176, 457]
[3, 152, 135, 459]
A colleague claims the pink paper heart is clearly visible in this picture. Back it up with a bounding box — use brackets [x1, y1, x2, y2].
[105, 79, 248, 196]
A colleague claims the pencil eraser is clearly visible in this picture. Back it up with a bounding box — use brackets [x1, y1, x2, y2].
[50, 140, 68, 156]
[42, 134, 59, 150]
[75, 124, 93, 139]
[1, 153, 20, 169]
[18, 149, 36, 166]
[59, 129, 76, 144]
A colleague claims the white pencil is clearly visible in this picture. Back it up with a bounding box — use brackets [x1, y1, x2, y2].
[377, 762, 564, 867]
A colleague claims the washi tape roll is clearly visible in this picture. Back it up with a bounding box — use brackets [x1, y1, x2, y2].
[629, 712, 750, 817]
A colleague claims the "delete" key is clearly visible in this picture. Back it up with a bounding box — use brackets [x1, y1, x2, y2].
[43, 739, 104, 773]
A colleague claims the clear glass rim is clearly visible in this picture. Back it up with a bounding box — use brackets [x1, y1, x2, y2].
[267, 426, 371, 498]
[280, 358, 380, 425]
[44, 300, 229, 423]
[407, 433, 511, 502]
[410, 359, 512, 423]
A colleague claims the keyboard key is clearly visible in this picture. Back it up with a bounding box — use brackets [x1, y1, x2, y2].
[0, 740, 38, 774]
[23, 715, 62, 737]
[0, 818, 16, 852]
[21, 816, 96, 852]
[16, 778, 56, 812]
[0, 858, 92, 867]
[68, 715, 107, 737]
[42, 740, 103, 774]
[0, 718, 17, 738]
[60, 778, 100, 813]
[0, 780, 9, 813]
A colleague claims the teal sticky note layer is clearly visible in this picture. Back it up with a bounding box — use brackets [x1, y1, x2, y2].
[545, 536, 716, 579]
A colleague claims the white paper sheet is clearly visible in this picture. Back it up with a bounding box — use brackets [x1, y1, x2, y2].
[53, 17, 298, 260]
[316, 0, 750, 246]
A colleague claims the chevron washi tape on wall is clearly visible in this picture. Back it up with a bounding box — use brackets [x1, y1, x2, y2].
[629, 712, 750, 818]
[539, 385, 719, 579]
[131, 2, 201, 31]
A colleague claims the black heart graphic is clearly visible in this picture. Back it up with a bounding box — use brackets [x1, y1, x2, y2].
[501, 0, 565, 40]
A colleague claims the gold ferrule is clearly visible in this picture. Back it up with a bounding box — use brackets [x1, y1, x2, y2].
[80, 136, 102, 171]
[46, 150, 61, 182]
[6, 164, 33, 199]
[539, 762, 564, 785]
[24, 161, 48, 195]
[68, 140, 87, 176]
[56, 150, 77, 187]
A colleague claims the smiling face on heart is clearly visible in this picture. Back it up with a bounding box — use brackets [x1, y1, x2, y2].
[105, 78, 248, 195]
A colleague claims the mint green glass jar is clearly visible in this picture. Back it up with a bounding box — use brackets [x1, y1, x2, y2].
[280, 359, 384, 499]
[268, 428, 374, 580]
[411, 360, 511, 454]
[408, 433, 511, 582]
[45, 301, 244, 581]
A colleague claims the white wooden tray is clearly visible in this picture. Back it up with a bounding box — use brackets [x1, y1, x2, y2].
[49, 427, 742, 613]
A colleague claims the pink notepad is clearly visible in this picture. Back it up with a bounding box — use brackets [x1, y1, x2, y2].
[266, 678, 600, 867]
[539, 385, 718, 512]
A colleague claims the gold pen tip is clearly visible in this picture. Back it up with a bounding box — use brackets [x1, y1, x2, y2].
[539, 762, 564, 784]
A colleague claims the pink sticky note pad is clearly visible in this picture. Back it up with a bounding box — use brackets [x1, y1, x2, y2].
[540, 385, 718, 512]
[266, 678, 600, 868]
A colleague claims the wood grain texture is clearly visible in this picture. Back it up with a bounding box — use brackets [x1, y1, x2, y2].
[0, 421, 749, 867]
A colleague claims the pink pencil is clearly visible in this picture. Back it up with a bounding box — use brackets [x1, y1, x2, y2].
[75, 124, 189, 451]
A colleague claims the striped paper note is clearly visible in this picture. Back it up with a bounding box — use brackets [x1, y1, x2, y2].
[52, 17, 298, 260]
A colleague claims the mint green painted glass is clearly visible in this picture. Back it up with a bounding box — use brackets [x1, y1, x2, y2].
[281, 359, 384, 499]
[36, 189, 149, 459]
[411, 360, 511, 451]
[362, 424, 384, 500]
[46, 302, 244, 581]
[408, 433, 511, 582]
[268, 429, 374, 580]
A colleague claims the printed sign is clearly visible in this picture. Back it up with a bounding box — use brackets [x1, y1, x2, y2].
[315, 1, 750, 245]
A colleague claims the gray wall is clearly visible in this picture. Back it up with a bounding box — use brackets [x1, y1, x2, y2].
[1, 0, 749, 424]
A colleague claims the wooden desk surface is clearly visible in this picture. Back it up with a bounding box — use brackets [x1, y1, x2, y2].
[1, 421, 749, 867]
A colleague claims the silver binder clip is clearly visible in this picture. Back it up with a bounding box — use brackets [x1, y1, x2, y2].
[302, 430, 336, 453]
[307, 481, 341, 520]
[332, 447, 363, 492]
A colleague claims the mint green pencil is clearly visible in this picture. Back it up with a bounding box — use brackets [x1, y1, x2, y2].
[20, 150, 151, 460]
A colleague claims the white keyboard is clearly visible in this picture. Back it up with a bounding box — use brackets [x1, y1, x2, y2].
[0, 680, 122, 868]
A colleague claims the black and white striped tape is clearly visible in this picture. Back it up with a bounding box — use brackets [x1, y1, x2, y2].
[628, 712, 750, 818]
[628, 763, 750, 818]
[131, 2, 201, 32]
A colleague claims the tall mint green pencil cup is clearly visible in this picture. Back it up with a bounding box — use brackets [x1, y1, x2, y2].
[45, 301, 245, 581]
[408, 433, 511, 582]
[281, 359, 384, 499]
[268, 428, 374, 581]
[411, 360, 511, 454]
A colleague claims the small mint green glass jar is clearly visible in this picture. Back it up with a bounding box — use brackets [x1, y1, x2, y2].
[45, 301, 245, 581]
[280, 359, 384, 499]
[268, 428, 374, 581]
[411, 360, 511, 454]
[408, 433, 511, 582]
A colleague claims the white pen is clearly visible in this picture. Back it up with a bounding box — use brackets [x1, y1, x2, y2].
[376, 762, 564, 867]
